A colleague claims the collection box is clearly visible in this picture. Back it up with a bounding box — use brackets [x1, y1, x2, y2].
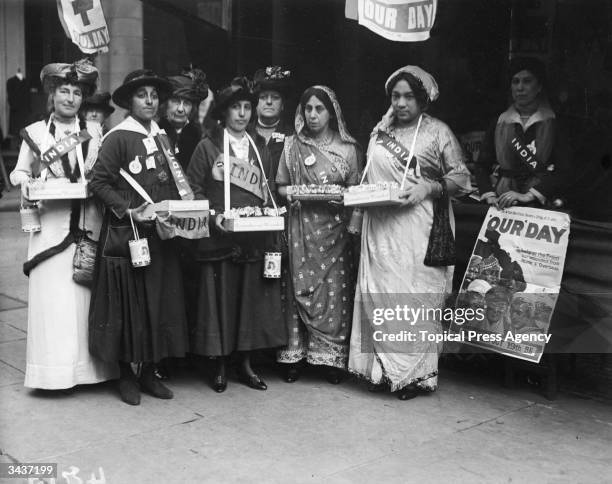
[287, 184, 345, 202]
[343, 186, 403, 207]
[27, 180, 89, 200]
[143, 199, 210, 217]
[223, 216, 285, 232]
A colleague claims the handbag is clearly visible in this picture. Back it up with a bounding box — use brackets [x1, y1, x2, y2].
[73, 231, 97, 286]
[72, 202, 98, 286]
[424, 178, 456, 267]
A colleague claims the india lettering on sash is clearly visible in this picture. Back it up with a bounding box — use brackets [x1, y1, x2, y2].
[511, 137, 538, 170]
[357, 0, 437, 42]
[155, 134, 194, 200]
[212, 155, 265, 200]
[40, 130, 92, 177]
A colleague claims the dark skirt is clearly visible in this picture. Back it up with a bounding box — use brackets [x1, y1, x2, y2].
[89, 220, 188, 363]
[190, 258, 287, 356]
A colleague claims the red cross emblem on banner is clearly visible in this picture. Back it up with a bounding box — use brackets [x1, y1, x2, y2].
[72, 0, 94, 26]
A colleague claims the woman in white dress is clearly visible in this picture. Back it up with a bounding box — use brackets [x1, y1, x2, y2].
[10, 60, 118, 390]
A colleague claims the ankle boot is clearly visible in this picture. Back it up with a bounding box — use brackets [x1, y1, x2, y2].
[118, 362, 141, 406]
[140, 363, 174, 399]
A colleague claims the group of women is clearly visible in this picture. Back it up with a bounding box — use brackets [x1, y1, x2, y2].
[11, 55, 569, 404]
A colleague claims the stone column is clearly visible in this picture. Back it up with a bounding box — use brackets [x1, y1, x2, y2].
[0, 0, 26, 141]
[95, 0, 143, 128]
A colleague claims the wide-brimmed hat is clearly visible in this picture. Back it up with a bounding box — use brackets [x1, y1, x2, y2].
[40, 59, 98, 94]
[112, 69, 173, 109]
[253, 66, 292, 98]
[384, 65, 439, 102]
[168, 68, 209, 104]
[212, 77, 257, 120]
[81, 91, 115, 116]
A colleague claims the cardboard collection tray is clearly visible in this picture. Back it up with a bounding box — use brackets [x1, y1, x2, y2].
[143, 199, 210, 217]
[287, 185, 345, 202]
[27, 181, 89, 200]
[223, 216, 285, 232]
[343, 187, 403, 207]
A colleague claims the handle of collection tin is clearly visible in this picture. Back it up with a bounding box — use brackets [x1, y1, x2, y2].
[128, 210, 140, 241]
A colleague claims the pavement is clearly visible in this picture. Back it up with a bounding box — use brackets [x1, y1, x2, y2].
[0, 201, 611, 484]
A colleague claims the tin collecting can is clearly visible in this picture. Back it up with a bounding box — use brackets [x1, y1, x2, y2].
[263, 251, 281, 278]
[129, 238, 151, 267]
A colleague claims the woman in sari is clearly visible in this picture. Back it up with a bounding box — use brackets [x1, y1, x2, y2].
[348, 66, 471, 400]
[277, 86, 361, 384]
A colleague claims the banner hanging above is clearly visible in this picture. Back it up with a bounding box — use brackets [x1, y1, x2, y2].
[56, 0, 110, 54]
[346, 0, 438, 42]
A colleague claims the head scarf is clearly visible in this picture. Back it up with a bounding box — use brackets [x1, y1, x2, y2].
[294, 85, 357, 146]
[384, 65, 439, 102]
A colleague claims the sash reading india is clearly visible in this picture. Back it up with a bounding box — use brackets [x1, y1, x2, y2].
[56, 0, 110, 54]
[352, 0, 438, 42]
[452, 207, 570, 363]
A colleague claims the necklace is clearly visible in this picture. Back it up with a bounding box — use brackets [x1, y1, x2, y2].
[257, 118, 280, 129]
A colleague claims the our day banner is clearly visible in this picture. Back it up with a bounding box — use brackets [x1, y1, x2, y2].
[346, 0, 438, 42]
[452, 207, 570, 363]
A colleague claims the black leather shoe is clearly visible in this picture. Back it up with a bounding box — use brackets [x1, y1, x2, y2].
[213, 374, 227, 393]
[118, 378, 141, 406]
[367, 382, 387, 393]
[140, 366, 174, 399]
[239, 372, 267, 391]
[284, 365, 300, 383]
[325, 368, 342, 385]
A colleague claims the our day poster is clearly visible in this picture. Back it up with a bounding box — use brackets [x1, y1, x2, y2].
[452, 207, 571, 363]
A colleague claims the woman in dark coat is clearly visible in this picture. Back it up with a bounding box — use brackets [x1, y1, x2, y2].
[88, 70, 189, 405]
[187, 77, 287, 392]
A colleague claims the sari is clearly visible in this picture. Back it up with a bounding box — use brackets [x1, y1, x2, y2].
[348, 114, 470, 391]
[277, 86, 361, 368]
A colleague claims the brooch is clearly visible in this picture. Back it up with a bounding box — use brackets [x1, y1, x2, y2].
[304, 154, 316, 166]
[128, 157, 142, 174]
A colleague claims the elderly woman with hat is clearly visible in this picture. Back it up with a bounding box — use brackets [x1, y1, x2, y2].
[80, 91, 114, 133]
[158, 68, 209, 170]
[186, 77, 287, 392]
[9, 60, 117, 390]
[252, 66, 293, 178]
[348, 66, 471, 400]
[475, 57, 570, 209]
[88, 69, 189, 405]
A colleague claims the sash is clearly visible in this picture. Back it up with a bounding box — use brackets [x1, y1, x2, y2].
[40, 130, 92, 178]
[155, 133, 194, 200]
[376, 130, 421, 178]
[212, 154, 265, 200]
[510, 128, 540, 172]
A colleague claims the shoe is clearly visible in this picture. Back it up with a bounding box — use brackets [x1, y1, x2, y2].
[284, 364, 300, 383]
[367, 382, 387, 393]
[239, 372, 267, 391]
[325, 368, 342, 385]
[213, 374, 227, 393]
[140, 365, 174, 399]
[118, 377, 141, 406]
[396, 386, 418, 401]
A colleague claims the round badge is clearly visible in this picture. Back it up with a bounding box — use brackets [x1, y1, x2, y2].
[129, 158, 142, 174]
[304, 154, 316, 166]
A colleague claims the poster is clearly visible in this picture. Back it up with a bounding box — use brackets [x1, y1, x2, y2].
[452, 207, 570, 363]
[346, 0, 438, 42]
[56, 0, 110, 54]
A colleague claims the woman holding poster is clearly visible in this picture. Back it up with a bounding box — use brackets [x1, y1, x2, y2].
[348, 66, 470, 400]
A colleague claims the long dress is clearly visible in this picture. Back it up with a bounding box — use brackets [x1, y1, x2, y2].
[348, 114, 470, 391]
[10, 116, 118, 389]
[276, 133, 360, 368]
[186, 127, 287, 356]
[88, 117, 188, 364]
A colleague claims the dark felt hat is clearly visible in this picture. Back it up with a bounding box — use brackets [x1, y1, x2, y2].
[168, 68, 209, 103]
[112, 69, 173, 109]
[212, 77, 257, 120]
[81, 91, 115, 116]
[253, 66, 292, 98]
[509, 57, 547, 86]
